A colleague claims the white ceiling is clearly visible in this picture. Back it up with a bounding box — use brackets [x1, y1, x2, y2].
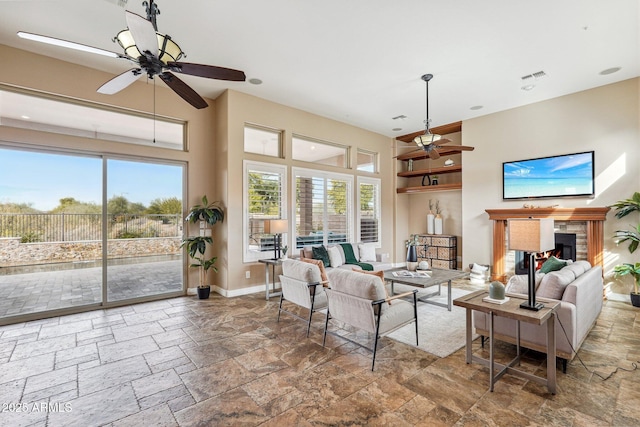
[1, 0, 638, 138]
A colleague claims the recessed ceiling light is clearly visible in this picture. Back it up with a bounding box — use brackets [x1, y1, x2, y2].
[248, 78, 263, 85]
[470, 105, 483, 111]
[599, 67, 621, 75]
[392, 128, 402, 132]
[521, 84, 536, 91]
[21, 115, 30, 119]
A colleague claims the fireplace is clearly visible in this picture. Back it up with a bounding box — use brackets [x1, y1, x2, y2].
[515, 233, 577, 274]
[485, 207, 610, 283]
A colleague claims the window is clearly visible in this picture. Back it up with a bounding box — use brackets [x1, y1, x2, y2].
[244, 124, 282, 158]
[358, 177, 381, 245]
[357, 149, 378, 173]
[293, 168, 352, 249]
[292, 135, 349, 168]
[243, 161, 287, 261]
[0, 86, 185, 150]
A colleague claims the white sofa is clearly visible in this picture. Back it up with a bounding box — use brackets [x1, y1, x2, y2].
[299, 242, 393, 271]
[473, 260, 603, 369]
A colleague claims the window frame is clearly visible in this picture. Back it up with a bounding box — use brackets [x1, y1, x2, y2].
[356, 148, 379, 173]
[243, 160, 288, 262]
[291, 134, 350, 168]
[243, 123, 283, 158]
[292, 167, 354, 249]
[357, 176, 382, 247]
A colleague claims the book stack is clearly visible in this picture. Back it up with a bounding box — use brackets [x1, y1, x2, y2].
[469, 263, 489, 285]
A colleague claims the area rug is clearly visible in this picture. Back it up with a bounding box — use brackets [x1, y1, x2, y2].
[387, 286, 476, 358]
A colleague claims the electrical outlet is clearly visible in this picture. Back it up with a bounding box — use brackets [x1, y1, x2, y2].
[199, 221, 205, 229]
[245, 271, 251, 279]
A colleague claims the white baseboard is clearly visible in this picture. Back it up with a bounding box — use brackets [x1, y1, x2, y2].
[211, 282, 279, 298]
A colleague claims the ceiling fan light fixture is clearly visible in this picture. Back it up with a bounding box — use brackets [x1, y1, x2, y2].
[114, 30, 184, 63]
[413, 133, 441, 148]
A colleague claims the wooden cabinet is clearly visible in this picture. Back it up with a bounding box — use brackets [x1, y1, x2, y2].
[413, 234, 458, 270]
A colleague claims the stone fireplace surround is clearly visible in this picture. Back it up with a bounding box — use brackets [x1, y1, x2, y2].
[485, 207, 610, 282]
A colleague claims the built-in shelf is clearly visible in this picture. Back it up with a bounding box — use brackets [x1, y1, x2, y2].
[397, 183, 462, 194]
[397, 165, 461, 178]
[395, 121, 465, 194]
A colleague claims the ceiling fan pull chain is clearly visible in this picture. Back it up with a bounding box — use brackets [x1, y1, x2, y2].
[153, 78, 156, 143]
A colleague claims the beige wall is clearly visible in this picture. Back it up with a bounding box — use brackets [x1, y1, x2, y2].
[0, 44, 218, 292]
[216, 90, 396, 293]
[461, 78, 640, 293]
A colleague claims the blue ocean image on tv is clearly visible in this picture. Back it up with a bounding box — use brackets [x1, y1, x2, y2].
[503, 152, 594, 199]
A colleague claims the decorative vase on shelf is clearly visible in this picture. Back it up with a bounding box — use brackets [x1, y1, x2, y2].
[407, 159, 414, 171]
[434, 214, 443, 235]
[427, 211, 435, 234]
[406, 245, 418, 271]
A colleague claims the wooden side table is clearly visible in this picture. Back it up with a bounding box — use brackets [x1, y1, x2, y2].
[258, 258, 283, 300]
[453, 290, 559, 394]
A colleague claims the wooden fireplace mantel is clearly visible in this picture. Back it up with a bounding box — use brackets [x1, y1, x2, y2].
[486, 207, 610, 282]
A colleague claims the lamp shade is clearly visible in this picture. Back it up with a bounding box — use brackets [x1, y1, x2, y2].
[265, 219, 288, 234]
[413, 133, 441, 149]
[508, 218, 555, 252]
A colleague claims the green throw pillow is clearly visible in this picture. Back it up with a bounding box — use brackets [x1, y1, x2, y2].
[312, 245, 330, 267]
[539, 256, 566, 274]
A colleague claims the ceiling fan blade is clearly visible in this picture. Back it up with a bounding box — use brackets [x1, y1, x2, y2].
[393, 148, 423, 159]
[429, 149, 441, 160]
[167, 62, 246, 82]
[17, 31, 122, 59]
[125, 11, 158, 58]
[97, 68, 142, 95]
[160, 72, 208, 109]
[457, 145, 475, 151]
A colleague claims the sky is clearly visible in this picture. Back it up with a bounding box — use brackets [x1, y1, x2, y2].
[0, 148, 183, 211]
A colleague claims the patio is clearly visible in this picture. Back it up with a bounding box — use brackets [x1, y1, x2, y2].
[0, 257, 182, 319]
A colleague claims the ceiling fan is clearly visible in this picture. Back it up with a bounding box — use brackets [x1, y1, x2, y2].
[401, 74, 475, 160]
[17, 0, 245, 109]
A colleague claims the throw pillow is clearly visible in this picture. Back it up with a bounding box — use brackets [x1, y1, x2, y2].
[352, 268, 391, 305]
[506, 273, 545, 295]
[358, 243, 377, 262]
[539, 256, 567, 274]
[537, 268, 574, 300]
[327, 245, 343, 268]
[311, 245, 330, 267]
[300, 257, 329, 288]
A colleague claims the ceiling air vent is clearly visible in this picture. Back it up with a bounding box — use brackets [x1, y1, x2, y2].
[392, 115, 407, 120]
[521, 71, 547, 81]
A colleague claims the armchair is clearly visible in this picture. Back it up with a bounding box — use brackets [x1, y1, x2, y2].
[322, 268, 418, 370]
[278, 259, 329, 336]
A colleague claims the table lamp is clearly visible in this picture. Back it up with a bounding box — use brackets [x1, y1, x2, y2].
[508, 218, 555, 311]
[265, 219, 288, 259]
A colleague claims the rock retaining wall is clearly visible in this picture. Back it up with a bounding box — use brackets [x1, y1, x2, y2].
[0, 237, 181, 267]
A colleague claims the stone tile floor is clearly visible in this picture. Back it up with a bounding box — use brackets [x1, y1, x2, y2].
[0, 282, 639, 426]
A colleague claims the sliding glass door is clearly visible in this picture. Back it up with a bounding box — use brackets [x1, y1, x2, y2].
[0, 147, 185, 323]
[106, 159, 184, 302]
[0, 148, 103, 319]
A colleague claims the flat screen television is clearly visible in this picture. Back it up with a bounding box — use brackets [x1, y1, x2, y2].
[502, 151, 595, 200]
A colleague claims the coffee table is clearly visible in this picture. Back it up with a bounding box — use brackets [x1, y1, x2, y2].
[384, 267, 467, 311]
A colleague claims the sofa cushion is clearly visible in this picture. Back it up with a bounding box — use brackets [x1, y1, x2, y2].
[539, 256, 567, 274]
[327, 245, 343, 268]
[353, 268, 391, 304]
[537, 268, 575, 300]
[506, 272, 545, 294]
[312, 245, 330, 267]
[564, 262, 588, 278]
[300, 258, 329, 287]
[358, 243, 377, 262]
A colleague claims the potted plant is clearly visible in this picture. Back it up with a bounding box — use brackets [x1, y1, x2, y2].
[610, 192, 640, 307]
[614, 263, 640, 307]
[182, 196, 224, 299]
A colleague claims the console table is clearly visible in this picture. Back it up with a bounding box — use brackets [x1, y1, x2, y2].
[454, 290, 559, 394]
